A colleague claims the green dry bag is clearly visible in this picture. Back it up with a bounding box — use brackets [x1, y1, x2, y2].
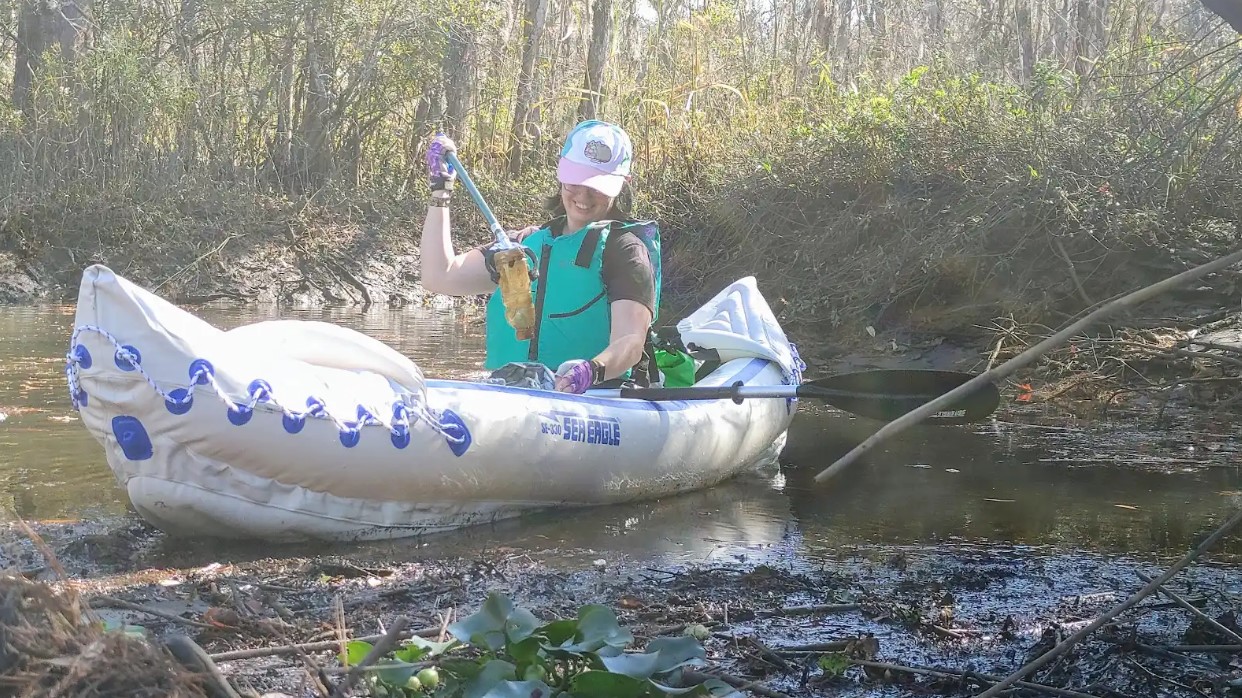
[655, 348, 696, 388]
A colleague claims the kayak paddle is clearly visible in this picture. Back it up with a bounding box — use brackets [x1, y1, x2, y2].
[603, 369, 1000, 425]
[443, 151, 509, 247]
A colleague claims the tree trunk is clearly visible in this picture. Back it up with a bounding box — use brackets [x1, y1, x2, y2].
[442, 25, 475, 136]
[507, 0, 549, 176]
[578, 0, 613, 122]
[1015, 0, 1035, 82]
[13, 0, 52, 115]
[296, 2, 335, 191]
[273, 27, 297, 186]
[175, 0, 202, 172]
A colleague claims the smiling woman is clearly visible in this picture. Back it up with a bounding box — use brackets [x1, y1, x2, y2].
[418, 121, 662, 395]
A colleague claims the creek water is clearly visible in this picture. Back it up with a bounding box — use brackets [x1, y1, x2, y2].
[2, 303, 1240, 568]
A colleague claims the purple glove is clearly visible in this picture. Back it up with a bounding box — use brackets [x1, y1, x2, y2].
[555, 359, 602, 394]
[426, 134, 457, 189]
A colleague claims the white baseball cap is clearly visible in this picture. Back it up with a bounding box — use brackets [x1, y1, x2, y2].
[556, 120, 633, 197]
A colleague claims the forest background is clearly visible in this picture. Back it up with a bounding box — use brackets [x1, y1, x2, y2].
[1, 0, 1241, 360]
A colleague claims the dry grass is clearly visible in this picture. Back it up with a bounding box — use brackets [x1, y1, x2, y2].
[0, 573, 208, 698]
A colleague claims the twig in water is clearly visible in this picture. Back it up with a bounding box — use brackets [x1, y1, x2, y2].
[1134, 570, 1242, 644]
[745, 635, 793, 673]
[682, 669, 793, 698]
[847, 658, 1102, 698]
[1165, 643, 1242, 652]
[330, 616, 410, 698]
[973, 506, 1242, 698]
[209, 624, 444, 662]
[90, 594, 215, 630]
[1123, 656, 1212, 698]
[760, 603, 860, 617]
[815, 245, 1242, 484]
[771, 640, 850, 653]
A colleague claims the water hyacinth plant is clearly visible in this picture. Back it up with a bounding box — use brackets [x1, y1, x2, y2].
[338, 592, 735, 697]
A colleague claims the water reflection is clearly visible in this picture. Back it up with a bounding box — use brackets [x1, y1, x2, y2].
[0, 302, 489, 520]
[779, 409, 1242, 556]
[2, 303, 1240, 565]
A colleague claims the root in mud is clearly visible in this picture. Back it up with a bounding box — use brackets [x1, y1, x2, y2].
[0, 574, 208, 698]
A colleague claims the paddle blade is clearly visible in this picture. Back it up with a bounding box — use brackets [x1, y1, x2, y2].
[802, 369, 999, 425]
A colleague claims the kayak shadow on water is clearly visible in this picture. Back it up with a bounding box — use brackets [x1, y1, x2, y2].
[76, 405, 1242, 574]
[135, 465, 802, 571]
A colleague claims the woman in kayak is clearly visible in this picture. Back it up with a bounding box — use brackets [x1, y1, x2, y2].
[419, 120, 661, 394]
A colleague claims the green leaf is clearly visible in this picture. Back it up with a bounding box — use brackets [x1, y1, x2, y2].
[341, 640, 373, 666]
[599, 652, 661, 679]
[393, 644, 428, 663]
[462, 659, 518, 698]
[700, 678, 737, 696]
[507, 636, 545, 665]
[556, 605, 633, 655]
[818, 652, 849, 676]
[478, 679, 559, 698]
[372, 658, 417, 687]
[506, 607, 542, 645]
[600, 638, 707, 684]
[644, 637, 708, 674]
[449, 593, 517, 651]
[402, 635, 460, 658]
[570, 670, 652, 697]
[101, 619, 146, 637]
[449, 593, 543, 652]
[538, 619, 580, 646]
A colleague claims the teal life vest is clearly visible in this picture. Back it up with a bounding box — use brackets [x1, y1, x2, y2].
[484, 218, 662, 373]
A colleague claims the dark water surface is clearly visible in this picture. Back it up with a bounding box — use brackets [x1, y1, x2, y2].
[2, 303, 1239, 566]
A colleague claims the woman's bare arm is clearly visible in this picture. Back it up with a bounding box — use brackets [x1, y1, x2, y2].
[419, 202, 498, 296]
[593, 299, 653, 380]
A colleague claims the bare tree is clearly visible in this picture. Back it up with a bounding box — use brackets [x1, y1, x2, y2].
[578, 0, 614, 121]
[443, 24, 475, 136]
[508, 0, 550, 176]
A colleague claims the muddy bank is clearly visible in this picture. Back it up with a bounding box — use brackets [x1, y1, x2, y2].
[2, 516, 1240, 697]
[5, 181, 1242, 415]
[0, 184, 509, 310]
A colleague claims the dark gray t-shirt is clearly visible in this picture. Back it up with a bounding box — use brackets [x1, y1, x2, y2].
[479, 217, 657, 315]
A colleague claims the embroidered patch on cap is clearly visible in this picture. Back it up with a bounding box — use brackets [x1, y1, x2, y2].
[583, 140, 612, 164]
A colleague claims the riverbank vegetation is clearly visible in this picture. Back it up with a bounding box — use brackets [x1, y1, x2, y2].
[1, 0, 1240, 381]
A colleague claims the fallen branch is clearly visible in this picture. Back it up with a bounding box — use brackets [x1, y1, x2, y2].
[848, 658, 1102, 698]
[331, 616, 409, 698]
[209, 624, 444, 662]
[759, 603, 859, 617]
[682, 669, 793, 698]
[164, 635, 244, 698]
[814, 245, 1242, 484]
[745, 635, 794, 673]
[152, 234, 237, 293]
[974, 506, 1242, 698]
[771, 640, 850, 653]
[90, 595, 215, 630]
[1165, 643, 1242, 652]
[1135, 570, 1242, 644]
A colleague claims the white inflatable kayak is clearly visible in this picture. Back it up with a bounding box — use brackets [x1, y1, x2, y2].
[67, 265, 803, 541]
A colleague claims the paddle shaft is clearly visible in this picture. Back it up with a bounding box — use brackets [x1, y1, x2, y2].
[595, 368, 1001, 424]
[443, 152, 508, 246]
[609, 383, 943, 403]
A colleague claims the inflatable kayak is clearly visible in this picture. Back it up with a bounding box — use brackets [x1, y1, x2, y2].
[66, 265, 803, 542]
